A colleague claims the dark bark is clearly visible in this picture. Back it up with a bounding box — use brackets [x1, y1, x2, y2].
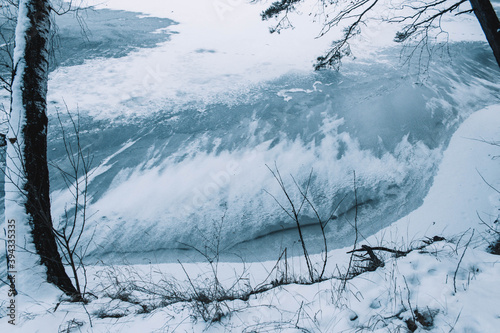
[21, 0, 78, 297]
[469, 0, 500, 68]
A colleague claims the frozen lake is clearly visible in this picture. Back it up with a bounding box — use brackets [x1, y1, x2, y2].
[3, 5, 500, 264]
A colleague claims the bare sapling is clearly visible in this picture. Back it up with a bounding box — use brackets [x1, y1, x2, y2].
[266, 163, 343, 283]
[50, 109, 95, 301]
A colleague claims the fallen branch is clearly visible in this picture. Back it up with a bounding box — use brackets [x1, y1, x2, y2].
[345, 236, 446, 278]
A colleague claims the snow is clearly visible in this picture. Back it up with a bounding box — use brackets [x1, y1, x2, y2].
[389, 104, 500, 239]
[1, 0, 500, 331]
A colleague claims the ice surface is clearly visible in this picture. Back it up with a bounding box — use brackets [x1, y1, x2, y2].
[47, 45, 500, 263]
[2, 0, 500, 264]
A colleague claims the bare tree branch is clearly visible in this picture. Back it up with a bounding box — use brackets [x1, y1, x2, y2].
[259, 0, 499, 69]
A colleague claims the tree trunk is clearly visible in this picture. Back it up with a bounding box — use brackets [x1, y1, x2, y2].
[5, 0, 77, 297]
[469, 0, 500, 68]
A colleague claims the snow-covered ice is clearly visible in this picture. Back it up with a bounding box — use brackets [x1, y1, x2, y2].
[40, 0, 500, 262]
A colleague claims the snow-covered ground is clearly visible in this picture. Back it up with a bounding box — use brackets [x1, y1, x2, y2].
[1, 0, 500, 331]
